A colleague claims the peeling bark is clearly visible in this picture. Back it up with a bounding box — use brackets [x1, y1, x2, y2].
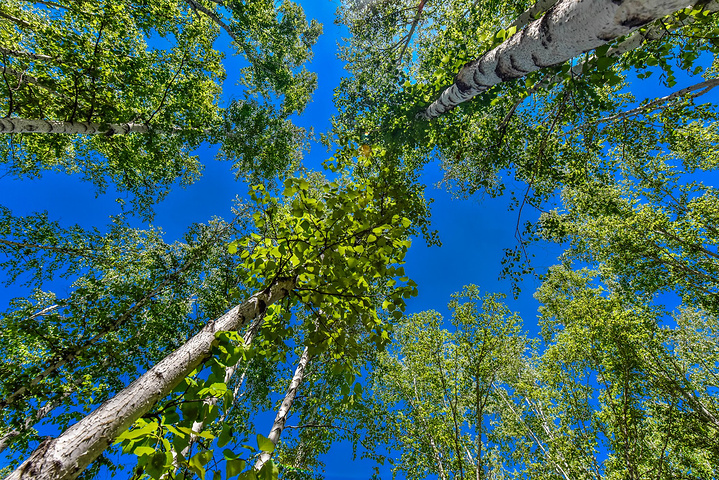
[6, 278, 294, 480]
[421, 0, 693, 119]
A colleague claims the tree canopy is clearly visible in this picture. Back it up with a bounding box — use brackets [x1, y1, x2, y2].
[2, 0, 719, 479]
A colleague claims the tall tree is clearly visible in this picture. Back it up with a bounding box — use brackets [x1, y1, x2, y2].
[5, 170, 419, 480]
[0, 0, 319, 215]
[0, 207, 253, 470]
[333, 0, 719, 242]
[364, 286, 527, 479]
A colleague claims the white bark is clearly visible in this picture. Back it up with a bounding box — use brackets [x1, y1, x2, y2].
[0, 118, 152, 135]
[493, 384, 572, 480]
[6, 278, 294, 480]
[0, 48, 54, 61]
[422, 0, 693, 119]
[254, 346, 311, 470]
[501, 0, 717, 125]
[181, 315, 263, 459]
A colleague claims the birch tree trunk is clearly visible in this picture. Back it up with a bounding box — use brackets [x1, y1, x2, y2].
[6, 278, 294, 480]
[254, 346, 311, 470]
[0, 118, 158, 135]
[421, 0, 693, 119]
[181, 313, 264, 459]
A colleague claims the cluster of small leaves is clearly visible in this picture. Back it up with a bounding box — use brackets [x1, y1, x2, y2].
[230, 0, 322, 115]
[234, 170, 418, 358]
[216, 99, 309, 186]
[113, 170, 420, 479]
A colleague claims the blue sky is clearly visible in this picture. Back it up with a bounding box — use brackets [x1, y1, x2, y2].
[2, 1, 718, 479]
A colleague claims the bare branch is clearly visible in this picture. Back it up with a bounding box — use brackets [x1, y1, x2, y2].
[573, 77, 719, 131]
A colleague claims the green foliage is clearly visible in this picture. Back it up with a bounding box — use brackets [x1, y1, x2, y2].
[0, 0, 319, 216]
[0, 208, 252, 467]
[239, 171, 418, 356]
[5, 1, 719, 479]
[112, 170, 419, 479]
[363, 286, 528, 479]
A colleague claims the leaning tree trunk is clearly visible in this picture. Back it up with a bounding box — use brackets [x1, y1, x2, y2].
[254, 346, 311, 470]
[421, 0, 693, 119]
[6, 278, 294, 480]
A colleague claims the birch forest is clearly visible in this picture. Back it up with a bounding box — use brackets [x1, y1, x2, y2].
[2, 0, 719, 479]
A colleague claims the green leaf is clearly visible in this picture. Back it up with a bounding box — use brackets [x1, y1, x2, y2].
[162, 408, 181, 425]
[257, 434, 275, 453]
[238, 471, 258, 480]
[133, 446, 157, 457]
[226, 459, 247, 478]
[218, 424, 233, 448]
[145, 451, 169, 479]
[115, 421, 157, 443]
[258, 459, 278, 480]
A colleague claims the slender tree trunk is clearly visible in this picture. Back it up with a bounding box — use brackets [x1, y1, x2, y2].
[421, 0, 692, 119]
[435, 348, 464, 480]
[575, 77, 719, 130]
[396, 0, 427, 65]
[6, 278, 294, 480]
[0, 47, 53, 61]
[181, 313, 264, 459]
[411, 378, 448, 480]
[0, 117, 154, 134]
[254, 346, 311, 470]
[475, 375, 482, 480]
[493, 384, 572, 480]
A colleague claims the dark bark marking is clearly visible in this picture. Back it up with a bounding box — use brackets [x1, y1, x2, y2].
[456, 77, 473, 93]
[477, 59, 489, 77]
[471, 66, 493, 88]
[597, 30, 619, 41]
[495, 56, 520, 81]
[257, 299, 267, 315]
[538, 7, 553, 47]
[620, 14, 653, 28]
[456, 56, 484, 92]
